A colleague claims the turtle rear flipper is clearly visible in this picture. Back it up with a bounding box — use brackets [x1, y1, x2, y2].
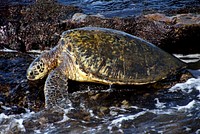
[44, 66, 70, 109]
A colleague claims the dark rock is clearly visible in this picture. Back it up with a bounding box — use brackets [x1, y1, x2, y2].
[1, 1, 199, 54]
[0, 52, 45, 114]
[166, 4, 200, 15]
[4, 106, 26, 115]
[0, 0, 9, 7]
[145, 13, 200, 54]
[0, 1, 82, 51]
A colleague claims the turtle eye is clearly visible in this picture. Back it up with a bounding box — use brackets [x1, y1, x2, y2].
[30, 71, 33, 76]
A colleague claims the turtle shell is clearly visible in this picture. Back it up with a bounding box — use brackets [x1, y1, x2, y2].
[61, 27, 186, 85]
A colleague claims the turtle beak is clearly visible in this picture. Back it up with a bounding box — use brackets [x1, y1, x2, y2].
[27, 75, 35, 80]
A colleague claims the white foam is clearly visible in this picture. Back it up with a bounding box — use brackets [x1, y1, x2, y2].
[149, 109, 175, 115]
[174, 100, 196, 111]
[169, 77, 200, 94]
[174, 54, 200, 63]
[185, 127, 192, 131]
[0, 48, 46, 57]
[110, 111, 147, 126]
[108, 111, 147, 133]
[154, 98, 166, 109]
[130, 106, 140, 109]
[56, 103, 73, 123]
[196, 129, 200, 134]
[34, 129, 42, 133]
[169, 77, 200, 112]
[0, 48, 18, 52]
[27, 49, 45, 54]
[0, 113, 10, 121]
[0, 109, 35, 133]
[0, 26, 7, 41]
[13, 118, 26, 132]
[158, 130, 164, 134]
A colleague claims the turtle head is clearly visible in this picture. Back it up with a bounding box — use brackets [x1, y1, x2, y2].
[27, 53, 51, 80]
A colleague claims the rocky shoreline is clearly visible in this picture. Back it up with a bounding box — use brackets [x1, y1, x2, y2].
[0, 1, 200, 114]
[0, 1, 200, 54]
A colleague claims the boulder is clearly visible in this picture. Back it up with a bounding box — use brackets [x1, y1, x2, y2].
[0, 2, 199, 54]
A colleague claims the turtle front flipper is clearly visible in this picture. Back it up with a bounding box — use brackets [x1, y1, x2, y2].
[44, 66, 70, 109]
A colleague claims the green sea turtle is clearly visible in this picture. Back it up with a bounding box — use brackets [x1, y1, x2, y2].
[27, 27, 186, 109]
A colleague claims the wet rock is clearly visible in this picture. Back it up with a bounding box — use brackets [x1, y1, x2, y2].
[0, 52, 45, 114]
[66, 13, 136, 35]
[0, 1, 82, 51]
[166, 5, 200, 15]
[144, 13, 200, 54]
[4, 106, 26, 115]
[0, 0, 9, 7]
[1, 2, 199, 54]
